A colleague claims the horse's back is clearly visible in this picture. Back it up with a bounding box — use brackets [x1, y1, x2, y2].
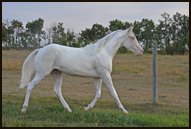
[41, 43, 71, 51]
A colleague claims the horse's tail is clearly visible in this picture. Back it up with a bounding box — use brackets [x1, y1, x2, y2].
[19, 49, 39, 88]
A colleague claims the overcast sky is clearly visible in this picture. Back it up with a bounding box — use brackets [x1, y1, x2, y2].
[2, 2, 189, 33]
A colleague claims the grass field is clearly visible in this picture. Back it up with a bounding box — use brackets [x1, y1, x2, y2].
[2, 50, 189, 127]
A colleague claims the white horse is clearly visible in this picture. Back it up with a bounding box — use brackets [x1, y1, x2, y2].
[19, 25, 143, 114]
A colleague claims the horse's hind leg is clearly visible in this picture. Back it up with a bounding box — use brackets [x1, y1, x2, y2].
[51, 70, 72, 112]
[85, 78, 102, 110]
[21, 74, 44, 113]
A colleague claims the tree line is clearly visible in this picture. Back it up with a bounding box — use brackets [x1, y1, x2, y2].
[2, 12, 189, 55]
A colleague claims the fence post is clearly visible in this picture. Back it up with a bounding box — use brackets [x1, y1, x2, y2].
[152, 42, 158, 104]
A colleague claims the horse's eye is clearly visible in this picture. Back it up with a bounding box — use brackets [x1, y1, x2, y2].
[129, 36, 135, 39]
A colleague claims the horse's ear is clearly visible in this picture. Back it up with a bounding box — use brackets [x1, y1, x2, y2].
[129, 24, 134, 30]
[127, 24, 134, 33]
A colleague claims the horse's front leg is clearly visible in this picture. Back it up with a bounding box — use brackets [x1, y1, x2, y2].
[85, 78, 102, 110]
[101, 72, 128, 114]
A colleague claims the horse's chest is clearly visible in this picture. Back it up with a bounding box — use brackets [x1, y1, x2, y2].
[94, 57, 112, 74]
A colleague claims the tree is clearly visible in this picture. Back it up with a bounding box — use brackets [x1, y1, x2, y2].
[19, 31, 30, 48]
[45, 26, 53, 45]
[171, 13, 189, 54]
[80, 28, 93, 46]
[7, 25, 14, 48]
[155, 12, 189, 54]
[109, 19, 126, 32]
[66, 29, 79, 47]
[132, 21, 143, 50]
[45, 22, 80, 47]
[79, 23, 108, 46]
[11, 19, 23, 48]
[51, 22, 67, 45]
[157, 12, 173, 54]
[2, 13, 189, 53]
[2, 20, 15, 49]
[2, 23, 8, 47]
[139, 19, 155, 53]
[26, 18, 45, 48]
[91, 23, 109, 41]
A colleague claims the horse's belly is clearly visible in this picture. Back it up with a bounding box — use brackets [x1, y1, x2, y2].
[55, 59, 99, 78]
[57, 65, 99, 78]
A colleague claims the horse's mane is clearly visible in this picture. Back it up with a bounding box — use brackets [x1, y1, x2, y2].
[83, 30, 122, 54]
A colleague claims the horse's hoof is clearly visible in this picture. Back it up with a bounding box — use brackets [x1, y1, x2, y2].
[67, 108, 72, 112]
[84, 106, 89, 111]
[123, 110, 128, 115]
[21, 108, 27, 113]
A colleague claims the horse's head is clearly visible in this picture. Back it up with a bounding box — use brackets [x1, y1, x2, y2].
[122, 25, 144, 55]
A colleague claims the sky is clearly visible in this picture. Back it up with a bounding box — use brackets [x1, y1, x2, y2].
[2, 2, 189, 33]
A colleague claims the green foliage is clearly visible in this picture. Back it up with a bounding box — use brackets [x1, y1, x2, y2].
[153, 12, 189, 55]
[79, 23, 108, 46]
[109, 19, 127, 31]
[51, 22, 66, 45]
[2, 12, 189, 54]
[26, 18, 45, 48]
[2, 23, 8, 47]
[49, 23, 80, 47]
[2, 18, 45, 49]
[11, 20, 23, 48]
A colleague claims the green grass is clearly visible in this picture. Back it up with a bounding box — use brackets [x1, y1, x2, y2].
[2, 96, 188, 127]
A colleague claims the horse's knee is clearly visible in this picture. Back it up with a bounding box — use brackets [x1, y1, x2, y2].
[54, 89, 59, 96]
[26, 84, 34, 92]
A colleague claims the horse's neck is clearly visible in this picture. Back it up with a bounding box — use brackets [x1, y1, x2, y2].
[103, 33, 124, 60]
[85, 30, 124, 59]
